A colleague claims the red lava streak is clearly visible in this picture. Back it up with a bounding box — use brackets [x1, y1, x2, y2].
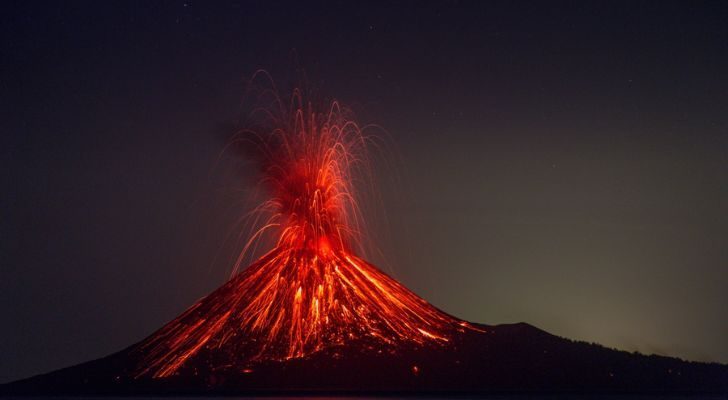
[135, 77, 477, 378]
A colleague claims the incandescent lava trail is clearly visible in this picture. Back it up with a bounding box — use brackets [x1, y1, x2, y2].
[133, 78, 476, 378]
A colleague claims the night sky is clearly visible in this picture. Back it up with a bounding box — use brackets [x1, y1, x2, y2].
[2, 1, 727, 383]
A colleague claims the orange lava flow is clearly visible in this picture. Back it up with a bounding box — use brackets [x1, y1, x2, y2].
[134, 83, 474, 378]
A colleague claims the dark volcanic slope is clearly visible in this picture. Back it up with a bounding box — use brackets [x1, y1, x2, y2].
[3, 322, 727, 395]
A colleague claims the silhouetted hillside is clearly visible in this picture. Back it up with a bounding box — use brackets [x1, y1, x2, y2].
[4, 322, 727, 395]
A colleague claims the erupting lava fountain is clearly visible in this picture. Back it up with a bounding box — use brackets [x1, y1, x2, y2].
[133, 75, 479, 378]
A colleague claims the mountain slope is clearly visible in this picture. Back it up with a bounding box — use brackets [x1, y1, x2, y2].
[4, 321, 727, 395]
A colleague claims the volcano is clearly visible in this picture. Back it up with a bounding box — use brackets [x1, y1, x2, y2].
[4, 84, 727, 395]
[119, 86, 480, 381]
[132, 247, 469, 379]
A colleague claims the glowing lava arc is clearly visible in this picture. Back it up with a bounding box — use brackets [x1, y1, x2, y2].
[134, 82, 478, 378]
